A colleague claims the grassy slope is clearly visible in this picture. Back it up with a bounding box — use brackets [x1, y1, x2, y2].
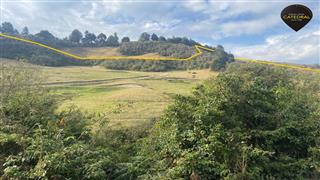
[63, 47, 162, 58]
[1, 59, 217, 128]
[64, 47, 121, 57]
[42, 66, 217, 128]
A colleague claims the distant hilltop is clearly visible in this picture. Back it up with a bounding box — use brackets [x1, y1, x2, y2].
[0, 21, 234, 71]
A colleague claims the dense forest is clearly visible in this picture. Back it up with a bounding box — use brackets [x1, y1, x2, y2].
[1, 62, 319, 179]
[0, 22, 234, 71]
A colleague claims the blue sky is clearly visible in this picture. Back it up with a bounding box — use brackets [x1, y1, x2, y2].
[1, 0, 319, 64]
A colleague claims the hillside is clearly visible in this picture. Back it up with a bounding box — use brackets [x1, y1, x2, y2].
[0, 36, 234, 71]
[64, 47, 122, 57]
[0, 23, 234, 71]
[63, 46, 162, 58]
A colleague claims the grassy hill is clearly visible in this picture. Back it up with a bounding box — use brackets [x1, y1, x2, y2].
[1, 35, 234, 71]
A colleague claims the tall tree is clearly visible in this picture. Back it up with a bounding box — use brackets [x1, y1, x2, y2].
[139, 32, 150, 41]
[106, 33, 119, 46]
[217, 45, 224, 51]
[1, 22, 15, 34]
[96, 33, 107, 46]
[69, 29, 83, 44]
[81, 31, 96, 46]
[151, 33, 159, 41]
[21, 27, 29, 36]
[159, 36, 166, 41]
[35, 30, 56, 42]
[114, 32, 119, 42]
[121, 37, 130, 43]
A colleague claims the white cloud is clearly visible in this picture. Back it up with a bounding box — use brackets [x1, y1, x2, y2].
[220, 15, 279, 37]
[228, 29, 320, 64]
[184, 0, 297, 39]
[1, 0, 319, 64]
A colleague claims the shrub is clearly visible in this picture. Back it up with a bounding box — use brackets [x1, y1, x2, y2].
[136, 64, 320, 179]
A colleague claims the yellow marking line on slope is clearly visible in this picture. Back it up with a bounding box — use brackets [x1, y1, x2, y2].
[0, 33, 319, 73]
[235, 58, 320, 73]
[0, 33, 202, 61]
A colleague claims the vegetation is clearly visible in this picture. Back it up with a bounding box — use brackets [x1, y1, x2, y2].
[41, 64, 216, 127]
[0, 62, 122, 179]
[0, 22, 234, 71]
[1, 19, 319, 179]
[0, 38, 89, 66]
[1, 61, 319, 179]
[100, 41, 234, 71]
[135, 64, 320, 179]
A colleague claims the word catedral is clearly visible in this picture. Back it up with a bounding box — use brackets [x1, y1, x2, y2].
[281, 4, 313, 31]
[282, 14, 311, 21]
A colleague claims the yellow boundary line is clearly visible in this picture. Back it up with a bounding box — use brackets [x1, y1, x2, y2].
[0, 33, 319, 73]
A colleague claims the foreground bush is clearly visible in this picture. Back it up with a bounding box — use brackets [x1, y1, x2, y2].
[1, 62, 319, 179]
[0, 63, 122, 179]
[136, 64, 320, 179]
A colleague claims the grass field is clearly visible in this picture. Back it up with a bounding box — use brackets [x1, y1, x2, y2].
[64, 47, 122, 57]
[1, 59, 218, 128]
[64, 47, 162, 58]
[40, 65, 217, 128]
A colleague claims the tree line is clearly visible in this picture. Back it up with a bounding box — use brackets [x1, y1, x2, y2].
[101, 43, 234, 71]
[0, 21, 234, 71]
[0, 22, 198, 48]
